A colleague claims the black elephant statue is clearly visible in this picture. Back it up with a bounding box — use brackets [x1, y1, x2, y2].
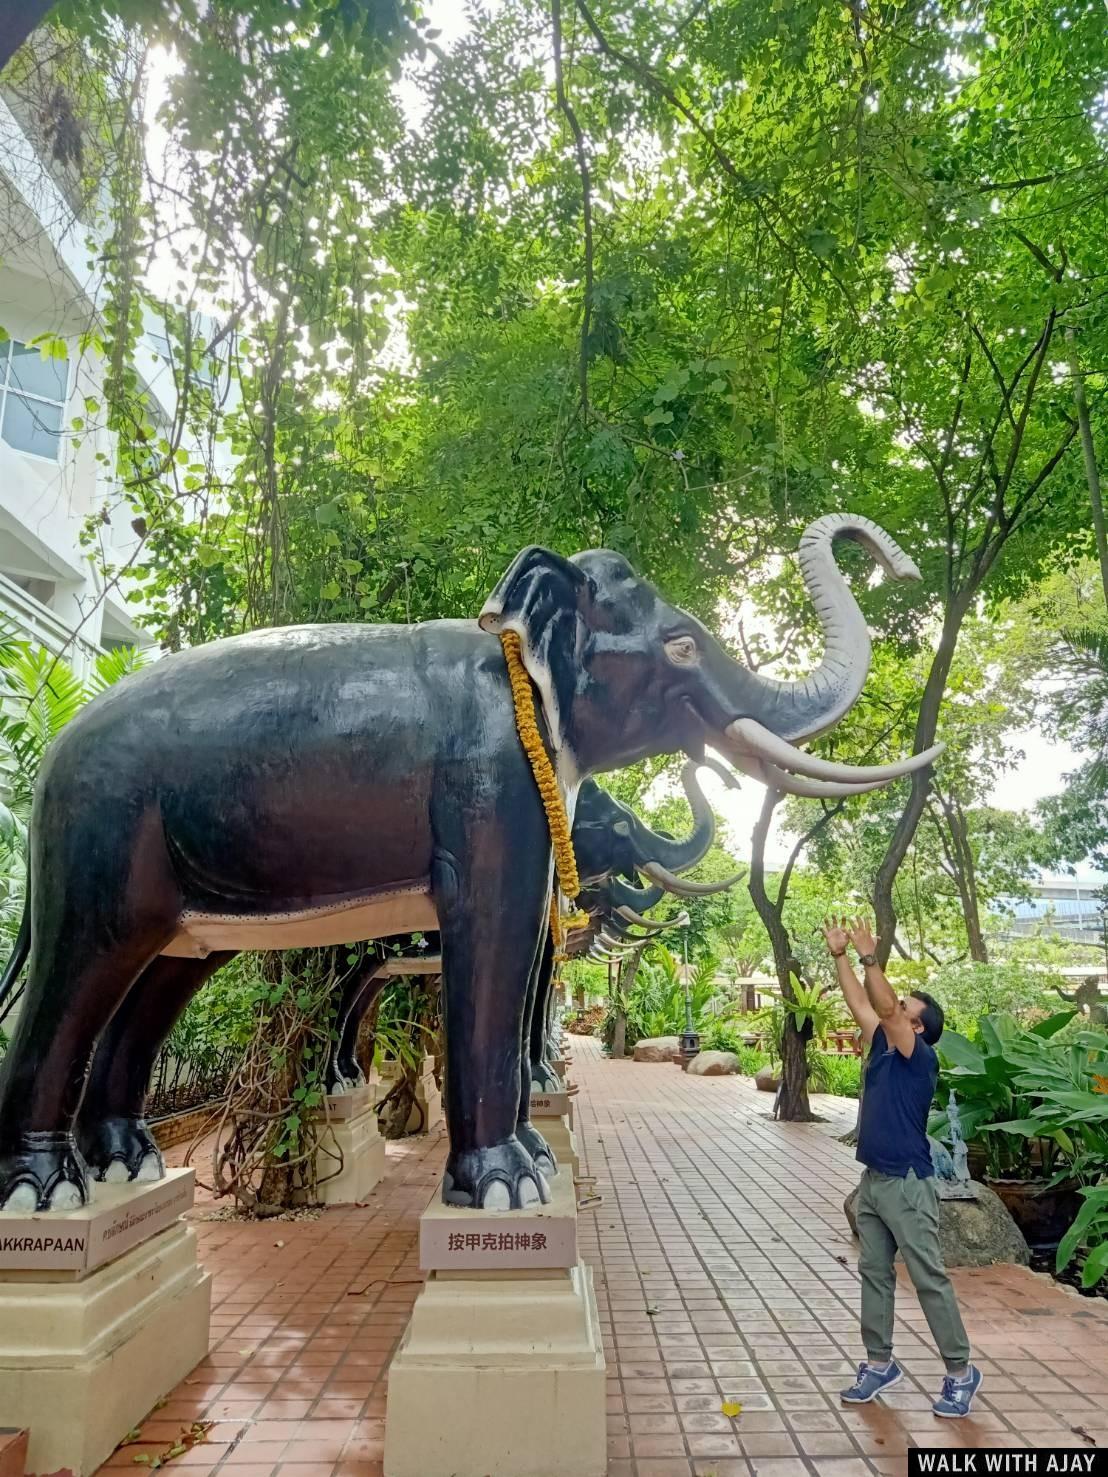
[525, 760, 739, 1092]
[0, 513, 939, 1211]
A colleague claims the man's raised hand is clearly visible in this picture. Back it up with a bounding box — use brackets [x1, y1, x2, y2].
[822, 916, 850, 957]
[847, 917, 879, 957]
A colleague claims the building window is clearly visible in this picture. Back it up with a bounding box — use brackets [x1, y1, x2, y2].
[0, 339, 70, 460]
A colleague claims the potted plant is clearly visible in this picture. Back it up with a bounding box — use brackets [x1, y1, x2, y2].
[983, 1020, 1108, 1257]
[929, 1009, 1097, 1248]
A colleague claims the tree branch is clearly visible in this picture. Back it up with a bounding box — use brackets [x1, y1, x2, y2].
[551, 0, 594, 419]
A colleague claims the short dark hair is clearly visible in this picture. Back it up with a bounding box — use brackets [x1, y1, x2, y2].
[911, 990, 945, 1045]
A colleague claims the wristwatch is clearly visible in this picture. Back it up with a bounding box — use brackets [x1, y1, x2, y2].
[830, 949, 847, 959]
[858, 952, 878, 967]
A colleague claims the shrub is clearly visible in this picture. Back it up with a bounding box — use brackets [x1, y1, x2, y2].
[815, 1053, 862, 1099]
[737, 1045, 770, 1075]
[600, 946, 722, 1052]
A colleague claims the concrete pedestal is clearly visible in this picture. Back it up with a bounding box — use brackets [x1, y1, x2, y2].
[385, 1169, 605, 1477]
[313, 1090, 388, 1205]
[0, 1170, 211, 1477]
[380, 1056, 443, 1134]
[537, 1115, 580, 1179]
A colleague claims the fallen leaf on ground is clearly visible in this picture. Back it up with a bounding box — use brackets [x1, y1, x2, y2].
[720, 1400, 742, 1418]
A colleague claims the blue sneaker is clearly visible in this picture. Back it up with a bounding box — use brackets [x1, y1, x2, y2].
[932, 1365, 982, 1418]
[840, 1360, 903, 1403]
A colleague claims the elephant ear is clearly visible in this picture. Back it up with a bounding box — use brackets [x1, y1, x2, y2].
[480, 547, 593, 756]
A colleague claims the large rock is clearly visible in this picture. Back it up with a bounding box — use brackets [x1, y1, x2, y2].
[754, 1065, 781, 1093]
[843, 1181, 1030, 1268]
[688, 1050, 741, 1077]
[633, 1035, 680, 1063]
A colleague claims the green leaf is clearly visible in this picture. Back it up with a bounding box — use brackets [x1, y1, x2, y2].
[1080, 1241, 1108, 1289]
[1029, 1009, 1078, 1039]
[1056, 1191, 1108, 1272]
[320, 580, 342, 600]
[936, 1032, 983, 1072]
[980, 1118, 1044, 1136]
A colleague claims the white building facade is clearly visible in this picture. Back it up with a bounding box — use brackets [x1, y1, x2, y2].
[0, 78, 207, 674]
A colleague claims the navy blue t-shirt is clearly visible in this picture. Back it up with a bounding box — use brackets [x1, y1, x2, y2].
[856, 1025, 937, 1178]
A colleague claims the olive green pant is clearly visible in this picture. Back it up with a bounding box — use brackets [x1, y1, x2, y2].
[856, 1167, 971, 1373]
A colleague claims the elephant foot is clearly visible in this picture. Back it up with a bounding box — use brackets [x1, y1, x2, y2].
[530, 1059, 562, 1091]
[327, 1063, 366, 1096]
[516, 1119, 557, 1178]
[443, 1136, 550, 1209]
[339, 1061, 367, 1089]
[76, 1115, 165, 1184]
[0, 1132, 89, 1212]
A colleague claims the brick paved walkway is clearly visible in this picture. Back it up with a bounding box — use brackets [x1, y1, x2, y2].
[102, 1034, 1108, 1477]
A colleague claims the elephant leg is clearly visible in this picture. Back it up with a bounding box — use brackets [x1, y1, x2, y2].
[329, 964, 388, 1093]
[431, 789, 551, 1211]
[526, 932, 561, 1095]
[517, 929, 557, 1174]
[0, 841, 180, 1211]
[76, 951, 235, 1182]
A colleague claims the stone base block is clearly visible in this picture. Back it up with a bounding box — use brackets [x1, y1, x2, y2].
[379, 1057, 443, 1134]
[536, 1115, 579, 1179]
[0, 1221, 211, 1476]
[314, 1101, 388, 1205]
[529, 1088, 573, 1124]
[384, 1262, 606, 1477]
[421, 1159, 578, 1271]
[417, 1078, 443, 1133]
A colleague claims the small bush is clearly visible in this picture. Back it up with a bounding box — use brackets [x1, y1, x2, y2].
[737, 1045, 770, 1075]
[698, 1019, 769, 1075]
[814, 1053, 862, 1099]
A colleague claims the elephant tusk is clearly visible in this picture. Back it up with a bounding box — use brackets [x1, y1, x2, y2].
[734, 754, 888, 799]
[614, 905, 671, 930]
[724, 717, 943, 785]
[689, 754, 741, 792]
[638, 861, 744, 896]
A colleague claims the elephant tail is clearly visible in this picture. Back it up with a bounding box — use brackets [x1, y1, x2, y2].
[0, 879, 30, 1027]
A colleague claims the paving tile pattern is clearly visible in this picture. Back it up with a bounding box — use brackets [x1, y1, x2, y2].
[101, 1034, 1108, 1477]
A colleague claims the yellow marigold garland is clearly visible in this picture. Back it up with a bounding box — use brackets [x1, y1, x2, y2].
[501, 630, 581, 960]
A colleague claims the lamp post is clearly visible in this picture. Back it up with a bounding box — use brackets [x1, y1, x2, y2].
[678, 934, 701, 1070]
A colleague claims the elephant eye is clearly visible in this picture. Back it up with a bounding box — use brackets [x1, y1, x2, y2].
[664, 634, 700, 667]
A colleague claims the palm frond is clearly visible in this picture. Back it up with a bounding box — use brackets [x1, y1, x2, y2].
[1061, 626, 1108, 675]
[88, 644, 147, 695]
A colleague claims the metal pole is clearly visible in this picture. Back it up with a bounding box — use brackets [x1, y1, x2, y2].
[678, 933, 700, 1068]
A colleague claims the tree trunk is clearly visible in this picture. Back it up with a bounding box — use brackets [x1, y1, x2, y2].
[872, 594, 971, 964]
[748, 789, 817, 1122]
[0, 0, 53, 73]
[610, 1010, 627, 1060]
[931, 790, 989, 962]
[610, 945, 645, 1059]
[776, 1016, 815, 1123]
[1068, 327, 1108, 611]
